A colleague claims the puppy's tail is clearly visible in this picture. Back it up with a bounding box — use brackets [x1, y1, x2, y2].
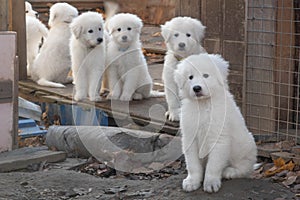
[37, 78, 65, 88]
[149, 90, 165, 98]
[104, 1, 119, 20]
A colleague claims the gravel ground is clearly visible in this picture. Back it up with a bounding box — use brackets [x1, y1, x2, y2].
[0, 167, 295, 200]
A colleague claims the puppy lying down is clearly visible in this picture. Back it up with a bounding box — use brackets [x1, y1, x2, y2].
[174, 54, 257, 193]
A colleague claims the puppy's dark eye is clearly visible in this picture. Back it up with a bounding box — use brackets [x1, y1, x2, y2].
[186, 33, 191, 37]
[99, 28, 102, 31]
[117, 28, 121, 32]
[26, 11, 29, 13]
[88, 30, 93, 33]
[174, 33, 179, 37]
[203, 74, 209, 78]
[189, 75, 194, 80]
[127, 27, 132, 31]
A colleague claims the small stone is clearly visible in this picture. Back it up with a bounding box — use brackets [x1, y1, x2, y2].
[163, 189, 170, 197]
[276, 170, 288, 177]
[20, 181, 28, 186]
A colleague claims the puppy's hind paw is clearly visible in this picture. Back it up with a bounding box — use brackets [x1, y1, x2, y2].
[223, 167, 239, 179]
[165, 111, 180, 121]
[203, 177, 221, 193]
[182, 177, 201, 192]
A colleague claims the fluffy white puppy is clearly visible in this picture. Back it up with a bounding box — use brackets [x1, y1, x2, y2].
[25, 1, 38, 18]
[174, 54, 257, 193]
[161, 17, 206, 121]
[70, 12, 106, 102]
[31, 3, 78, 87]
[106, 13, 153, 101]
[25, 2, 48, 76]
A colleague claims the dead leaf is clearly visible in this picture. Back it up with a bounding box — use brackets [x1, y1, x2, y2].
[274, 157, 286, 167]
[283, 175, 297, 187]
[265, 160, 295, 177]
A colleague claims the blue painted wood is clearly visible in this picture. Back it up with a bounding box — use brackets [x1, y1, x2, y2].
[18, 118, 47, 138]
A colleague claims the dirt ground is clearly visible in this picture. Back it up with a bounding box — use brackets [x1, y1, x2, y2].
[0, 167, 295, 200]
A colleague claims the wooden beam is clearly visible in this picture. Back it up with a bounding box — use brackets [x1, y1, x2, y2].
[11, 0, 27, 80]
[0, 0, 9, 30]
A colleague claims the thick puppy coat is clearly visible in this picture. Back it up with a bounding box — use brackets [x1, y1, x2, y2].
[161, 17, 206, 121]
[70, 12, 106, 101]
[106, 13, 152, 101]
[26, 15, 48, 76]
[174, 54, 257, 193]
[31, 3, 78, 88]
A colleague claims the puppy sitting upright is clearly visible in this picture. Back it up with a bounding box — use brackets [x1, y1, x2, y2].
[161, 17, 206, 121]
[70, 12, 106, 102]
[106, 13, 153, 101]
[31, 3, 78, 88]
[25, 1, 48, 76]
[174, 54, 257, 193]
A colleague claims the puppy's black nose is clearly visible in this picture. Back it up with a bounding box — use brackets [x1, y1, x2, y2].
[122, 35, 128, 41]
[193, 85, 202, 93]
[97, 38, 103, 43]
[35, 13, 39, 18]
[179, 42, 186, 48]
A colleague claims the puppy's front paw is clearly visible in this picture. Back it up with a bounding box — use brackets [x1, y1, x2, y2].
[89, 95, 103, 102]
[165, 110, 180, 121]
[132, 93, 143, 100]
[182, 177, 201, 192]
[203, 177, 221, 193]
[120, 93, 132, 101]
[74, 94, 85, 102]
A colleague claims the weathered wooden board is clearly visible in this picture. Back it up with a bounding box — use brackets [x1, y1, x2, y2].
[0, 146, 67, 172]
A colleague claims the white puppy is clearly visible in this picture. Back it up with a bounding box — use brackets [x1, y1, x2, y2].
[161, 17, 206, 121]
[106, 13, 153, 101]
[31, 3, 78, 87]
[70, 12, 106, 102]
[25, 1, 38, 18]
[25, 2, 48, 76]
[174, 54, 257, 193]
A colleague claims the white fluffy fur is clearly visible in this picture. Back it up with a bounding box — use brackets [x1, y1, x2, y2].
[106, 13, 153, 101]
[31, 3, 78, 88]
[70, 12, 106, 102]
[174, 54, 257, 193]
[161, 17, 206, 121]
[25, 1, 48, 76]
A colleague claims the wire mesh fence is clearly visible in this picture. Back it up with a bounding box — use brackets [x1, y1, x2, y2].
[246, 0, 300, 142]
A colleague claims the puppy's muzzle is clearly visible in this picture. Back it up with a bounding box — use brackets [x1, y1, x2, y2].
[193, 85, 203, 97]
[178, 42, 186, 50]
[97, 38, 103, 44]
[122, 35, 128, 42]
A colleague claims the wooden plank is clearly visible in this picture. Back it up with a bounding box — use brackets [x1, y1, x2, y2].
[0, 0, 9, 30]
[0, 146, 67, 172]
[179, 0, 201, 19]
[11, 0, 27, 80]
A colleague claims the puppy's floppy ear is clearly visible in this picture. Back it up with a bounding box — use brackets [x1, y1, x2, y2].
[191, 19, 206, 43]
[161, 22, 172, 43]
[48, 13, 56, 27]
[174, 62, 186, 89]
[208, 54, 229, 86]
[134, 16, 143, 34]
[70, 23, 82, 39]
